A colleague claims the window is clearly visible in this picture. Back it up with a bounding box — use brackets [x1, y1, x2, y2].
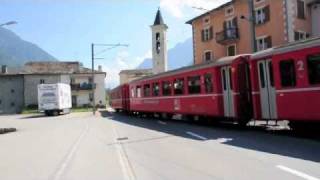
[201, 26, 213, 42]
[307, 54, 320, 85]
[136, 86, 141, 98]
[280, 60, 296, 87]
[156, 33, 160, 41]
[204, 73, 213, 93]
[203, 17, 210, 25]
[89, 77, 93, 83]
[256, 36, 272, 51]
[227, 45, 236, 56]
[174, 78, 184, 95]
[294, 31, 310, 41]
[259, 63, 266, 88]
[143, 84, 151, 97]
[89, 93, 94, 101]
[203, 51, 212, 62]
[255, 6, 270, 25]
[71, 77, 75, 84]
[297, 0, 305, 19]
[225, 6, 234, 16]
[11, 102, 15, 107]
[188, 76, 201, 94]
[162, 81, 172, 96]
[40, 79, 45, 84]
[152, 83, 160, 96]
[131, 88, 135, 98]
[11, 89, 15, 93]
[156, 42, 161, 54]
[269, 62, 275, 87]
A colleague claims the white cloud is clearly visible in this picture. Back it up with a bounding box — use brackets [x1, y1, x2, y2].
[102, 50, 152, 89]
[160, 0, 230, 19]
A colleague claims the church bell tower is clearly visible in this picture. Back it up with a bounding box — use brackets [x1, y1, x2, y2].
[151, 9, 168, 74]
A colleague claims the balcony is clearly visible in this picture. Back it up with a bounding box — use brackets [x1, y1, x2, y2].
[71, 83, 96, 91]
[216, 28, 239, 45]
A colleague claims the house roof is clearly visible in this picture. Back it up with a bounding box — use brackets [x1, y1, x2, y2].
[1, 61, 106, 75]
[154, 9, 165, 25]
[186, 0, 234, 24]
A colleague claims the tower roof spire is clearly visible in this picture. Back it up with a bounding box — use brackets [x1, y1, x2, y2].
[153, 9, 165, 26]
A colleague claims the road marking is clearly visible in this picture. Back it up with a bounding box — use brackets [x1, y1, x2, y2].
[158, 120, 167, 125]
[186, 131, 208, 140]
[276, 165, 320, 180]
[111, 122, 136, 180]
[52, 120, 89, 180]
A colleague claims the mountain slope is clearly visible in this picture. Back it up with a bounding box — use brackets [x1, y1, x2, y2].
[0, 27, 56, 67]
[137, 38, 193, 70]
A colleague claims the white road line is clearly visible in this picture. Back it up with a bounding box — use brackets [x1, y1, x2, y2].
[186, 131, 208, 140]
[52, 120, 89, 180]
[158, 120, 167, 125]
[276, 165, 320, 180]
[111, 122, 136, 180]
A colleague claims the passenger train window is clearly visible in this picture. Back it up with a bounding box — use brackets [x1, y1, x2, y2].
[143, 84, 151, 97]
[188, 76, 201, 94]
[136, 86, 141, 98]
[174, 78, 184, 95]
[152, 83, 160, 96]
[228, 68, 233, 90]
[307, 54, 320, 85]
[259, 63, 266, 88]
[162, 81, 172, 96]
[222, 69, 227, 90]
[280, 60, 296, 87]
[204, 73, 213, 93]
[269, 62, 275, 87]
[131, 88, 135, 98]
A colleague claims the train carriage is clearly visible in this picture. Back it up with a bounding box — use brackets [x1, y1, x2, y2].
[128, 54, 252, 124]
[110, 84, 129, 112]
[250, 37, 320, 128]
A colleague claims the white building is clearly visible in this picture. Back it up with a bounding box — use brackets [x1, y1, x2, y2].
[23, 61, 106, 108]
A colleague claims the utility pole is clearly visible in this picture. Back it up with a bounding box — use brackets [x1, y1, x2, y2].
[91, 43, 129, 115]
[248, 0, 257, 53]
[91, 43, 95, 115]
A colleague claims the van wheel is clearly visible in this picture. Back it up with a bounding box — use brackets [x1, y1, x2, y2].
[52, 110, 59, 116]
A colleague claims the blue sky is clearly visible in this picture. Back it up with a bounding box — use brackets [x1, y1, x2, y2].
[0, 0, 229, 88]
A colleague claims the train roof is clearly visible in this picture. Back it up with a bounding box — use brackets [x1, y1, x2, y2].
[251, 36, 320, 60]
[130, 54, 250, 84]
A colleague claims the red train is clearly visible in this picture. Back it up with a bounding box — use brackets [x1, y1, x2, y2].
[110, 37, 320, 129]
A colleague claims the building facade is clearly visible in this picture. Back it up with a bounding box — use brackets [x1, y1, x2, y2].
[0, 74, 24, 114]
[0, 62, 106, 114]
[119, 69, 153, 85]
[187, 0, 319, 64]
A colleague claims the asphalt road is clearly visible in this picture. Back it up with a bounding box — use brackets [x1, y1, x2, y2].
[0, 111, 319, 180]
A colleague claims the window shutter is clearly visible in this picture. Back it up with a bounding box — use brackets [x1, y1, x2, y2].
[306, 33, 310, 39]
[266, 36, 272, 48]
[223, 21, 227, 30]
[201, 30, 205, 42]
[232, 17, 238, 27]
[209, 26, 213, 40]
[264, 6, 270, 22]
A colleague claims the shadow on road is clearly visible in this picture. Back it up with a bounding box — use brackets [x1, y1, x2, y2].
[100, 110, 320, 163]
[19, 114, 46, 119]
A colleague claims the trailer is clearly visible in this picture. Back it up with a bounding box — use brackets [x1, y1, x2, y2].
[38, 83, 72, 116]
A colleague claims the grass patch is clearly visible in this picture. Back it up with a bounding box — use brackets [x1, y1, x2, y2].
[21, 108, 39, 114]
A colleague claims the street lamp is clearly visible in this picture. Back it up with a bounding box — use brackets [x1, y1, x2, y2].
[0, 21, 18, 27]
[91, 43, 129, 115]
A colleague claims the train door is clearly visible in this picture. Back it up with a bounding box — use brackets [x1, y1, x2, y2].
[257, 60, 277, 119]
[221, 66, 234, 117]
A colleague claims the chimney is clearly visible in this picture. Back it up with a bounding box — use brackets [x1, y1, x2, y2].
[98, 65, 102, 72]
[1, 65, 8, 74]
